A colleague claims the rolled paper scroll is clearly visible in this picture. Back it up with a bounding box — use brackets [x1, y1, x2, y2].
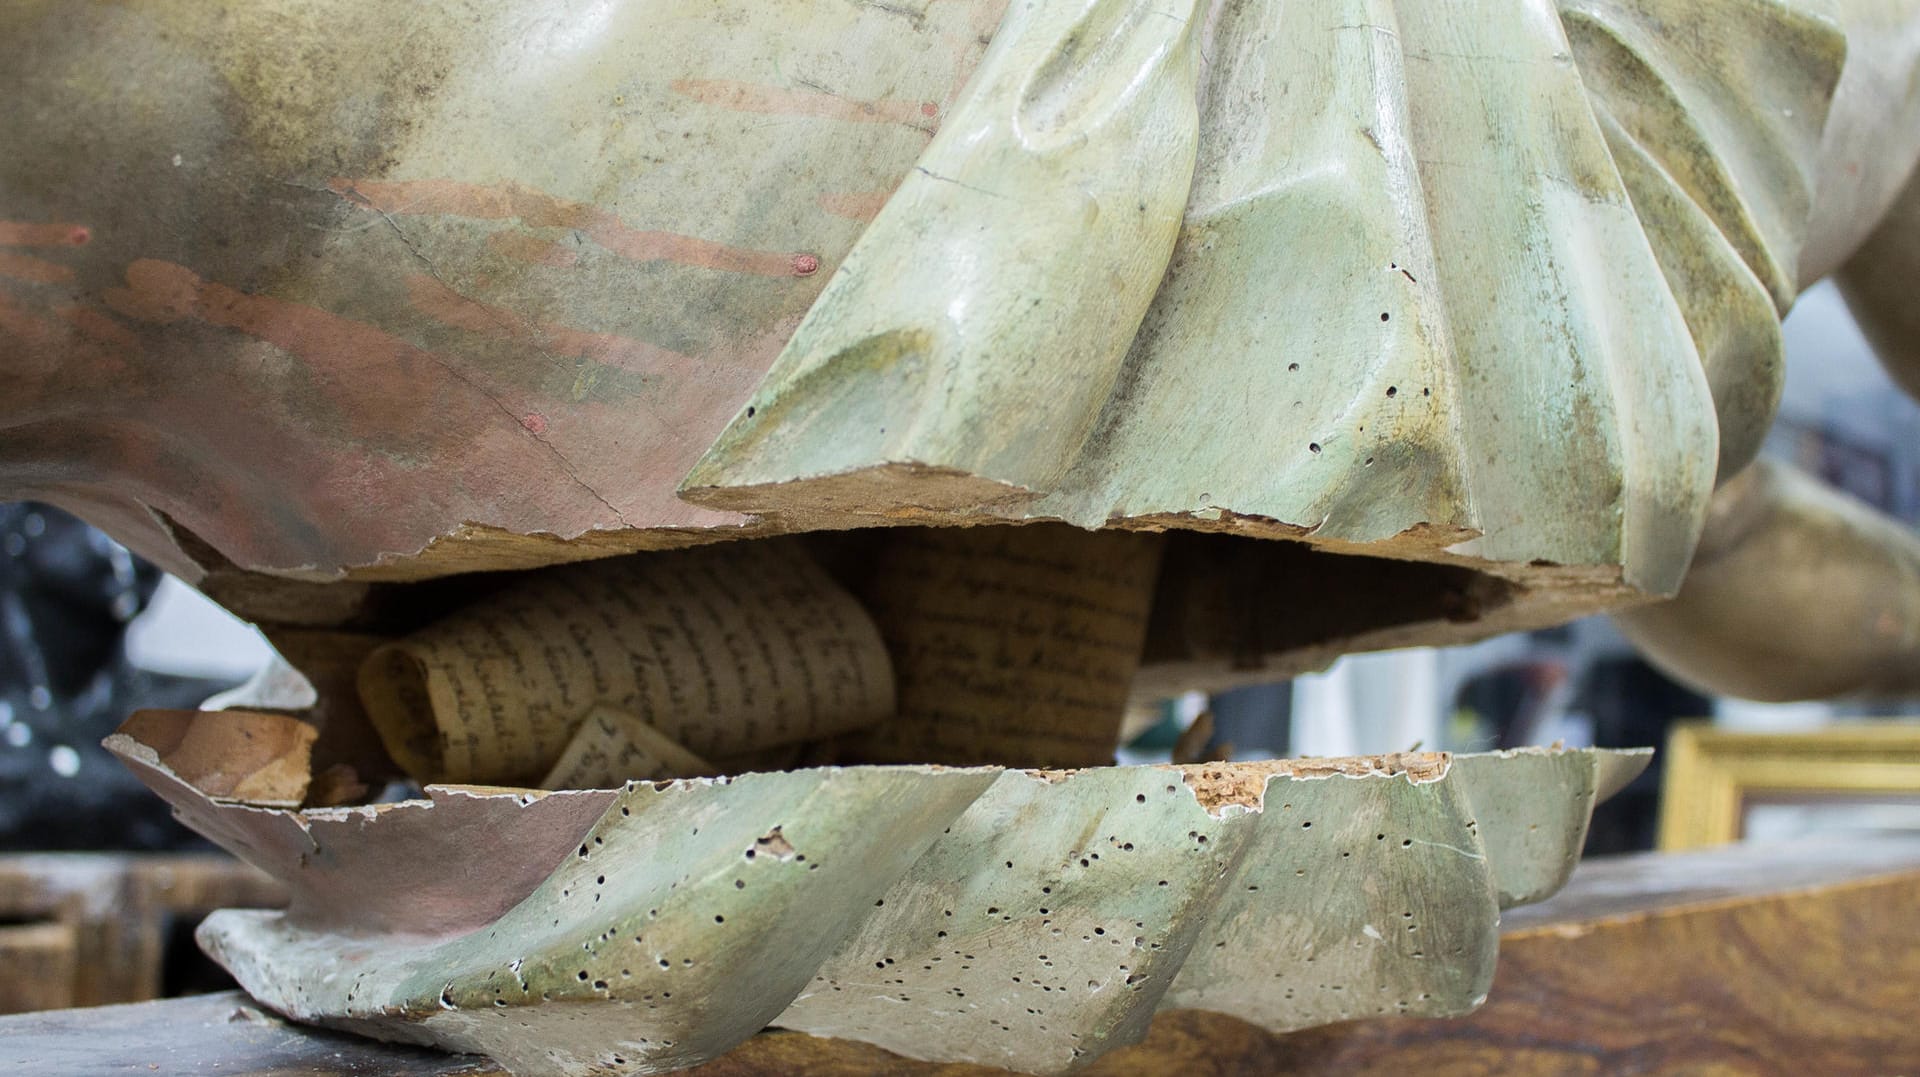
[538, 705, 719, 789]
[849, 524, 1165, 768]
[357, 540, 895, 786]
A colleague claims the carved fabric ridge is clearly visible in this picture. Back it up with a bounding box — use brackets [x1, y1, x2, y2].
[103, 724, 1647, 1076]
[684, 0, 1846, 598]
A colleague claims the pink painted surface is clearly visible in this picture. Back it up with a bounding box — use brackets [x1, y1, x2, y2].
[0, 0, 1008, 579]
[107, 725, 618, 939]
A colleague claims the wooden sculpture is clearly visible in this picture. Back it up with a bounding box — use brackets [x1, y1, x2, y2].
[0, 0, 1915, 687]
[106, 708, 1646, 1075]
[4, 0, 1920, 1073]
[2, 0, 1916, 708]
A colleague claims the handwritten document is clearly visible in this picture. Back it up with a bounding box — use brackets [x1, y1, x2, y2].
[849, 525, 1164, 768]
[357, 539, 895, 785]
[538, 704, 718, 788]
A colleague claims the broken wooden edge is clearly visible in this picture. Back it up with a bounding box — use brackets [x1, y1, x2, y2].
[1159, 753, 1454, 817]
[104, 712, 1644, 1075]
[110, 709, 317, 808]
[1450, 747, 1653, 908]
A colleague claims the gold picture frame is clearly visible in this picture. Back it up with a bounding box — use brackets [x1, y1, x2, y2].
[1658, 721, 1920, 850]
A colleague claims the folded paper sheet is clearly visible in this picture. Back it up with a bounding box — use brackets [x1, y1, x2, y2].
[538, 706, 719, 789]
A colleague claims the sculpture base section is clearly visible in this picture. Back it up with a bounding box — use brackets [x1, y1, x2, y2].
[5, 836, 1916, 1077]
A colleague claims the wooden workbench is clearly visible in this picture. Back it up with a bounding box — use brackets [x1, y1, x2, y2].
[4, 837, 1917, 1076]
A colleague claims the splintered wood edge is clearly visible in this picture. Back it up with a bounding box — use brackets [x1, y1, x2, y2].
[1166, 754, 1453, 814]
[1024, 754, 1454, 816]
[108, 710, 1599, 832]
[110, 709, 318, 808]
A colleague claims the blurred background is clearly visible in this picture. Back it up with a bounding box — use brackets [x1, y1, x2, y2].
[3, 280, 1916, 1013]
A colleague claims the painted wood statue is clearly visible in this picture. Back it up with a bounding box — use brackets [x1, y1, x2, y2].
[4, 0, 1920, 1073]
